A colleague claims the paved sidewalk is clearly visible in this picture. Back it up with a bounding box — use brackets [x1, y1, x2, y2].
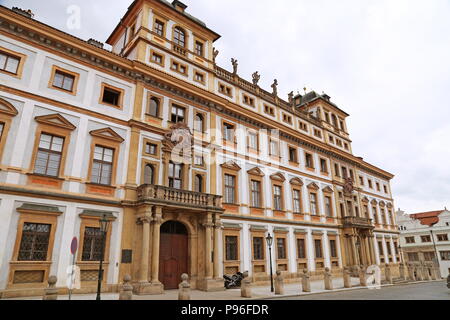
[4, 277, 365, 300]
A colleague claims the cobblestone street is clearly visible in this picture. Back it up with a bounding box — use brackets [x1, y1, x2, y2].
[273, 281, 450, 300]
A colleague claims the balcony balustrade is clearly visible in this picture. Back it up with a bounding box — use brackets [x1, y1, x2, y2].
[137, 184, 223, 212]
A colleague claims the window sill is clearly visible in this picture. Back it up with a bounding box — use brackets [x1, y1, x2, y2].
[145, 114, 163, 121]
[27, 173, 65, 181]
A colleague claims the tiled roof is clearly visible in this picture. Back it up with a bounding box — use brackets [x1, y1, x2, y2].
[410, 210, 444, 226]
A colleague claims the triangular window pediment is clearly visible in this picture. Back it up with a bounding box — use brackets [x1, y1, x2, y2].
[0, 98, 18, 117]
[247, 167, 264, 176]
[35, 113, 76, 131]
[220, 161, 241, 171]
[270, 172, 286, 182]
[322, 186, 334, 193]
[290, 177, 303, 186]
[90, 127, 124, 142]
[307, 182, 320, 190]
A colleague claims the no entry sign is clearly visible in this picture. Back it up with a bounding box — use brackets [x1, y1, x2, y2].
[70, 237, 78, 255]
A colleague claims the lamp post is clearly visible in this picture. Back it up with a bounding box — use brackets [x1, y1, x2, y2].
[265, 233, 274, 293]
[96, 214, 110, 301]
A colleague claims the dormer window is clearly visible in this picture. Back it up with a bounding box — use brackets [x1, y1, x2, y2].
[173, 27, 186, 47]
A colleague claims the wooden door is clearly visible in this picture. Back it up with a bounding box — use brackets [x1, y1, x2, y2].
[159, 228, 188, 290]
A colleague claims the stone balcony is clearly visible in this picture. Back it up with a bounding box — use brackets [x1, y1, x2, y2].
[137, 185, 223, 212]
[342, 216, 374, 229]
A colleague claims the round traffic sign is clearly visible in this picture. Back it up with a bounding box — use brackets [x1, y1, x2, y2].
[70, 237, 78, 255]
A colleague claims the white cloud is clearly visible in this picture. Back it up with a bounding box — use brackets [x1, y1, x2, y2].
[3, 0, 450, 213]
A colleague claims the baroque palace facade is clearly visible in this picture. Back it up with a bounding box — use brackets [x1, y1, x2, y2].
[0, 0, 400, 297]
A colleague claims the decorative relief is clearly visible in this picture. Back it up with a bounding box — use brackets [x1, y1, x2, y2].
[343, 177, 354, 195]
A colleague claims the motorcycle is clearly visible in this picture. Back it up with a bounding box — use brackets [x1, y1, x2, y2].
[223, 272, 244, 289]
[447, 275, 450, 289]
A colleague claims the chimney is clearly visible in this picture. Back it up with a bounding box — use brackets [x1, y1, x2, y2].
[172, 0, 188, 13]
[87, 39, 104, 49]
[12, 7, 34, 19]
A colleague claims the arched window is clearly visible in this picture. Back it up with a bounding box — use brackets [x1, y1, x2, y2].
[144, 164, 154, 185]
[148, 97, 159, 118]
[194, 114, 203, 132]
[173, 27, 186, 47]
[194, 174, 203, 193]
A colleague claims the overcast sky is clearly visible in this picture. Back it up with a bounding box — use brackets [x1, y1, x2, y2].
[2, 0, 449, 214]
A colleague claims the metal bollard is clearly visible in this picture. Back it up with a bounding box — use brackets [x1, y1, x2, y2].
[43, 276, 58, 300]
[119, 274, 133, 300]
[178, 274, 191, 300]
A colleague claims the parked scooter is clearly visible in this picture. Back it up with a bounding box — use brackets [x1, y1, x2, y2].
[223, 272, 244, 289]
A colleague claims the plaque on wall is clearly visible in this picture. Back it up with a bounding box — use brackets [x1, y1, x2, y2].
[121, 249, 132, 264]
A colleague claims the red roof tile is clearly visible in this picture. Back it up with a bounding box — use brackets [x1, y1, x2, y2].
[410, 210, 444, 226]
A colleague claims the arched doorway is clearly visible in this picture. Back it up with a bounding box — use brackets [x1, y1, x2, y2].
[159, 221, 188, 289]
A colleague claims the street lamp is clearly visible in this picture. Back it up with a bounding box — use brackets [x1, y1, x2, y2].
[96, 214, 110, 301]
[265, 233, 274, 293]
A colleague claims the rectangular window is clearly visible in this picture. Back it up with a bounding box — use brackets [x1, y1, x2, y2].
[310, 192, 318, 215]
[52, 69, 75, 92]
[423, 252, 435, 261]
[168, 162, 183, 189]
[224, 174, 236, 204]
[297, 239, 306, 259]
[359, 176, 364, 185]
[293, 190, 302, 214]
[219, 83, 232, 97]
[407, 252, 418, 261]
[154, 19, 165, 37]
[151, 52, 163, 65]
[384, 185, 388, 193]
[253, 237, 264, 260]
[273, 185, 283, 211]
[91, 146, 114, 185]
[305, 153, 314, 168]
[440, 251, 450, 261]
[194, 71, 205, 83]
[243, 95, 255, 107]
[248, 131, 258, 150]
[194, 155, 204, 166]
[223, 123, 235, 142]
[34, 133, 64, 177]
[386, 242, 392, 255]
[329, 239, 337, 258]
[341, 166, 348, 178]
[378, 241, 384, 256]
[376, 182, 380, 191]
[171, 105, 185, 123]
[18, 223, 51, 261]
[81, 227, 103, 261]
[421, 235, 431, 243]
[320, 158, 328, 173]
[269, 139, 279, 156]
[324, 196, 332, 217]
[277, 238, 287, 259]
[145, 143, 157, 155]
[289, 147, 298, 163]
[0, 50, 20, 74]
[171, 60, 188, 75]
[437, 234, 449, 242]
[101, 85, 122, 107]
[264, 105, 275, 116]
[225, 236, 238, 261]
[314, 239, 323, 258]
[251, 180, 261, 208]
[334, 163, 340, 177]
[368, 180, 373, 189]
[299, 121, 308, 132]
[405, 236, 415, 244]
[195, 41, 204, 56]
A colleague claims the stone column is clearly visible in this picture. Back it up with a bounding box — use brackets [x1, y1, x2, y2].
[368, 235, 376, 265]
[204, 213, 214, 280]
[151, 207, 163, 284]
[350, 235, 359, 266]
[213, 215, 221, 279]
[138, 207, 152, 283]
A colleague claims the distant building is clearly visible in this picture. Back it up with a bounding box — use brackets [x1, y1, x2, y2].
[396, 209, 450, 277]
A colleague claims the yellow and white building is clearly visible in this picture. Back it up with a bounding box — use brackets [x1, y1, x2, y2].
[0, 1, 400, 298]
